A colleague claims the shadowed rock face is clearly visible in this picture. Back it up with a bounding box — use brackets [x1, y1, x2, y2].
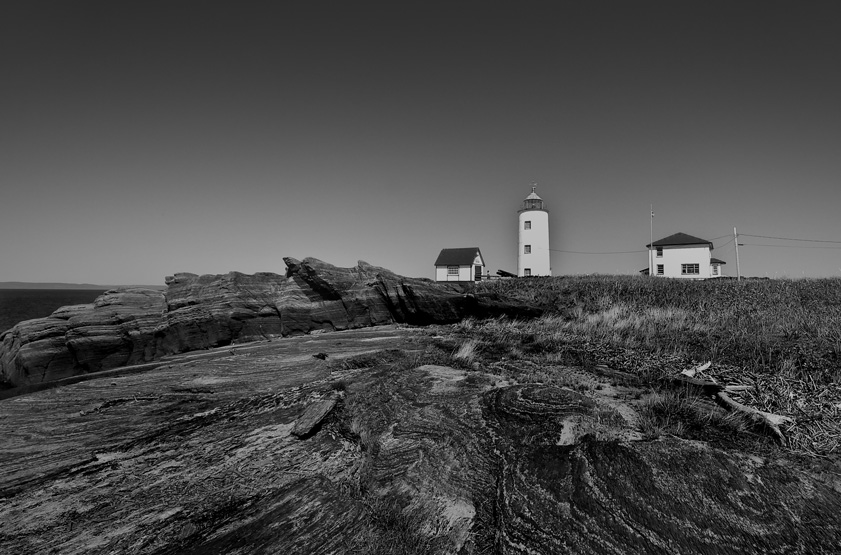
[0, 258, 540, 388]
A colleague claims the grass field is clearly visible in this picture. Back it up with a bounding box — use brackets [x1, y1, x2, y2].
[461, 275, 841, 456]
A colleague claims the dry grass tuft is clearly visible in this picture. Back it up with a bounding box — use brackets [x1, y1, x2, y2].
[452, 339, 480, 366]
[637, 389, 752, 442]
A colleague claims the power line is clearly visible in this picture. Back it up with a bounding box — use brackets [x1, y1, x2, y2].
[740, 233, 841, 244]
[542, 232, 833, 257]
[714, 236, 735, 249]
[548, 249, 647, 255]
[741, 243, 841, 250]
[549, 236, 733, 256]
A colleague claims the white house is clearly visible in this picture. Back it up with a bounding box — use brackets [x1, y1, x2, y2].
[645, 232, 726, 279]
[434, 248, 486, 282]
[518, 186, 551, 277]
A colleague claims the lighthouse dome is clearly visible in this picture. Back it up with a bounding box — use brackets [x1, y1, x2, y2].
[520, 186, 546, 212]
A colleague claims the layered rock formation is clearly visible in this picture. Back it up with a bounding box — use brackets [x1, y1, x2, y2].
[0, 289, 167, 386]
[0, 258, 540, 388]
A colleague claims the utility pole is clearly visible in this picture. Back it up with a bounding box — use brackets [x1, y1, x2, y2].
[734, 226, 741, 281]
[649, 205, 654, 276]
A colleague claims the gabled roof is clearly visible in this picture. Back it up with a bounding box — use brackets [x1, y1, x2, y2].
[710, 257, 727, 265]
[647, 232, 712, 248]
[434, 248, 483, 266]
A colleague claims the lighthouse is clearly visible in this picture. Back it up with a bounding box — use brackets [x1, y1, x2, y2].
[517, 185, 551, 277]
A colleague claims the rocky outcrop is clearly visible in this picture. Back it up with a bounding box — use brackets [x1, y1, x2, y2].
[0, 289, 166, 386]
[1, 332, 838, 554]
[0, 258, 540, 387]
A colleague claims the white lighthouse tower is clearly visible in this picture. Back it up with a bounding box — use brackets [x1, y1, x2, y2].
[518, 185, 551, 277]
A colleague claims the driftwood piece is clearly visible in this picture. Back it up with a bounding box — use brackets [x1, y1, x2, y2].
[592, 365, 640, 385]
[292, 398, 337, 438]
[723, 385, 751, 393]
[714, 392, 794, 445]
[668, 375, 751, 395]
[666, 373, 794, 444]
[680, 361, 711, 378]
[669, 375, 724, 396]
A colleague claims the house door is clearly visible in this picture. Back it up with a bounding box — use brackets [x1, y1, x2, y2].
[474, 266, 482, 281]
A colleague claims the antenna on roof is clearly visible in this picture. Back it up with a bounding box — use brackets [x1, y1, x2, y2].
[648, 205, 654, 276]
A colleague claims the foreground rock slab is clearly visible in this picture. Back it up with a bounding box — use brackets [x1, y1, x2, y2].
[1, 327, 839, 554]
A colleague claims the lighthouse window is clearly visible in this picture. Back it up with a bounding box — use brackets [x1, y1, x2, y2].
[524, 269, 532, 277]
[524, 221, 531, 230]
[524, 245, 531, 254]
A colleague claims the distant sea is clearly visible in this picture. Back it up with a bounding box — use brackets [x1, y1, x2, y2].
[0, 289, 108, 335]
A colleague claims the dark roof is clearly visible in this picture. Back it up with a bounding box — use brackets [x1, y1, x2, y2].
[434, 248, 483, 266]
[647, 232, 712, 248]
[710, 257, 727, 264]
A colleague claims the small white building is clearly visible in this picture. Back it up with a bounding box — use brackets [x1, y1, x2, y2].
[645, 232, 726, 279]
[518, 186, 551, 277]
[434, 248, 486, 282]
[710, 257, 726, 277]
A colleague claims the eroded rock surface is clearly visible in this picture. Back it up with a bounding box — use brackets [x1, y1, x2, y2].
[1, 328, 838, 554]
[291, 398, 337, 438]
[0, 258, 540, 387]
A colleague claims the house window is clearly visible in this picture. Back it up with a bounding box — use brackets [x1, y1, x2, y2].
[524, 221, 531, 230]
[656, 247, 663, 258]
[657, 264, 664, 275]
[524, 245, 531, 254]
[524, 268, 532, 277]
[681, 264, 700, 275]
[447, 266, 459, 276]
[712, 265, 719, 276]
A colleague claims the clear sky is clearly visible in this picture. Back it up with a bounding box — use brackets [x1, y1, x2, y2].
[2, 1, 840, 284]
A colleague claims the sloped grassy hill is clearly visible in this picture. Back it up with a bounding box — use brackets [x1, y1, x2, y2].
[476, 275, 841, 455]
